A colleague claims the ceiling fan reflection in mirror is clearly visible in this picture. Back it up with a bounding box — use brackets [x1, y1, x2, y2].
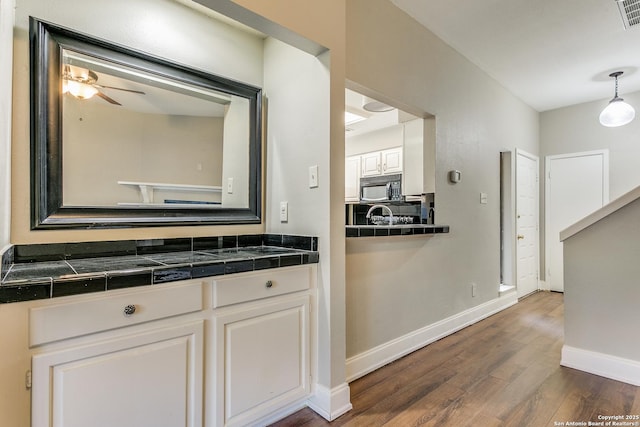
[62, 64, 145, 105]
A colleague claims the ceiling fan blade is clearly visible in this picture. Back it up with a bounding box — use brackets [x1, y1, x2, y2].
[96, 90, 122, 106]
[95, 84, 146, 95]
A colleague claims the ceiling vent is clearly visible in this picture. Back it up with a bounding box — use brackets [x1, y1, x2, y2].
[617, 0, 640, 29]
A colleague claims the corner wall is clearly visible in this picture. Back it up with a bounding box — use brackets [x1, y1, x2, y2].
[562, 197, 640, 385]
[0, 0, 13, 247]
[345, 0, 539, 364]
[226, 0, 349, 416]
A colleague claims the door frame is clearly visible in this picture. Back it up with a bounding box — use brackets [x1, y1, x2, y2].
[544, 150, 609, 292]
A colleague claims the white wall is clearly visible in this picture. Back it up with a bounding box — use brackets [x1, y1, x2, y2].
[540, 90, 640, 201]
[563, 197, 640, 384]
[63, 100, 224, 206]
[261, 38, 347, 405]
[539, 90, 640, 278]
[0, 0, 13, 248]
[345, 0, 539, 361]
[221, 96, 250, 208]
[346, 124, 403, 157]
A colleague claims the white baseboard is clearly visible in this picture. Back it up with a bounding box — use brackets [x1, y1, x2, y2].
[538, 280, 549, 291]
[346, 293, 518, 382]
[306, 382, 352, 421]
[561, 345, 640, 386]
[252, 383, 352, 425]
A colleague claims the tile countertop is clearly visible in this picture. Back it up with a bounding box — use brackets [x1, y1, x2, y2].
[0, 234, 319, 304]
[346, 224, 450, 238]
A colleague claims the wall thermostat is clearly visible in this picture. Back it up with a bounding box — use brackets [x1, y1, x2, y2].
[448, 170, 461, 183]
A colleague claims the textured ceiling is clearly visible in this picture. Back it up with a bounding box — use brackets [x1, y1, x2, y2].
[391, 0, 640, 112]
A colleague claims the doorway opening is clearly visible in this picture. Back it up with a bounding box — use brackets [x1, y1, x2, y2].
[500, 151, 516, 294]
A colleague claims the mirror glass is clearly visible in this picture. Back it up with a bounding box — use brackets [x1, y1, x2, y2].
[30, 18, 262, 229]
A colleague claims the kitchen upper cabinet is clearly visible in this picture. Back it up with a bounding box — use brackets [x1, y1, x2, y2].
[403, 118, 423, 196]
[30, 281, 205, 427]
[360, 147, 403, 178]
[381, 147, 403, 174]
[345, 155, 361, 202]
[402, 118, 435, 196]
[360, 151, 382, 177]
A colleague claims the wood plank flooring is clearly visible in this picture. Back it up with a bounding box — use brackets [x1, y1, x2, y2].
[271, 291, 640, 427]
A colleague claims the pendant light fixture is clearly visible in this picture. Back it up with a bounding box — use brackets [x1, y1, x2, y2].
[599, 71, 635, 127]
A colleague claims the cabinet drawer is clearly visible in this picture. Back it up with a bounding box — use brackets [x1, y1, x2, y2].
[30, 280, 203, 347]
[213, 266, 311, 308]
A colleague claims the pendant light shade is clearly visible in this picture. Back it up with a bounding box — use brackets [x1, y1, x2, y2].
[600, 71, 635, 127]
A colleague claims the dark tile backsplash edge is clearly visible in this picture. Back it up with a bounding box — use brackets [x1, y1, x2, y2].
[4, 234, 319, 266]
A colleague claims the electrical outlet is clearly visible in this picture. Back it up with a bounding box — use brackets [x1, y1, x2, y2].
[280, 201, 288, 222]
[227, 177, 233, 194]
[480, 192, 488, 204]
[471, 283, 477, 297]
[309, 165, 318, 188]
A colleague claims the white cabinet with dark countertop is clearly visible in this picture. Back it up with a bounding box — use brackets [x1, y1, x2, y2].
[0, 234, 318, 427]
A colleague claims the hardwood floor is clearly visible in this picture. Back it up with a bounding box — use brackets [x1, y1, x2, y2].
[271, 291, 640, 426]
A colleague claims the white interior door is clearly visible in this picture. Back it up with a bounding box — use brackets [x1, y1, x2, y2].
[516, 150, 539, 298]
[545, 150, 609, 292]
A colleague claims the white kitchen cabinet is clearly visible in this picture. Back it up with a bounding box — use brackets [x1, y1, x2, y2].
[402, 117, 435, 196]
[360, 151, 382, 177]
[381, 147, 403, 174]
[403, 118, 423, 196]
[209, 265, 315, 427]
[30, 281, 205, 427]
[345, 154, 361, 202]
[359, 147, 403, 178]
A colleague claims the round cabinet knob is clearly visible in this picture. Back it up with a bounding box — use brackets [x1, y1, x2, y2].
[265, 280, 273, 289]
[123, 304, 137, 316]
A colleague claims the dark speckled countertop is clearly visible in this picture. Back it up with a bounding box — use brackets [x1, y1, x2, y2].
[0, 234, 318, 304]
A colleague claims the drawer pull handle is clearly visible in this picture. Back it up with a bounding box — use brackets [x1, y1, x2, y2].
[265, 280, 273, 289]
[123, 304, 137, 316]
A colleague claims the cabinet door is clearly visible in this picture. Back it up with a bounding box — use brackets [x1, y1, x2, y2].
[32, 321, 203, 427]
[214, 296, 310, 427]
[381, 147, 403, 174]
[360, 152, 381, 176]
[345, 155, 361, 202]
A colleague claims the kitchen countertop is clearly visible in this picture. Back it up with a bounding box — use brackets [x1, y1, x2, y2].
[0, 234, 318, 304]
[346, 224, 450, 238]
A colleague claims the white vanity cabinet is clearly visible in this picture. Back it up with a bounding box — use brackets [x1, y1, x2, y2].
[26, 263, 317, 427]
[30, 280, 205, 427]
[209, 265, 316, 427]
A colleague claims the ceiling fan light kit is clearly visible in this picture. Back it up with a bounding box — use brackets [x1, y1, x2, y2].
[599, 71, 635, 127]
[64, 80, 98, 100]
[62, 64, 145, 106]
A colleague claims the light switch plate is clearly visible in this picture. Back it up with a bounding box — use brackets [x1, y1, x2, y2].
[309, 165, 318, 188]
[280, 201, 288, 222]
[480, 192, 488, 204]
[227, 177, 233, 194]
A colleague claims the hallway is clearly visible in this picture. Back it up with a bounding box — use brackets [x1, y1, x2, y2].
[272, 292, 640, 426]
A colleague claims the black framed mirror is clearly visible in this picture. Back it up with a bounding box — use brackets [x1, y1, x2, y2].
[30, 17, 262, 229]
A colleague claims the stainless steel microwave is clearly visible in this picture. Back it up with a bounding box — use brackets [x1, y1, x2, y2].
[360, 174, 403, 202]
